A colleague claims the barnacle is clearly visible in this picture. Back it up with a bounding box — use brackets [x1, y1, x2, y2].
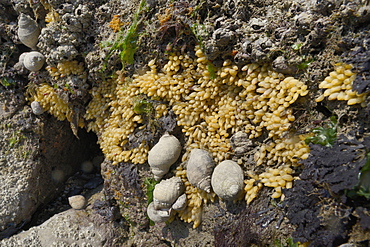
[316, 63, 368, 106]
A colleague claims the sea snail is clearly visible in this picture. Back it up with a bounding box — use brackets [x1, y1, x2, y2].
[18, 13, 41, 50]
[211, 160, 244, 201]
[23, 51, 45, 71]
[186, 149, 215, 193]
[148, 133, 181, 181]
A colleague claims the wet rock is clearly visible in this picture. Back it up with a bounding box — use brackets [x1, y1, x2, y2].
[0, 206, 117, 247]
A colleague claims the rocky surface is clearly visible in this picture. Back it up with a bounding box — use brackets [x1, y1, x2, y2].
[1, 0, 370, 246]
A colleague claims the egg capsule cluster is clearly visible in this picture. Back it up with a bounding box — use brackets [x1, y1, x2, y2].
[175, 166, 215, 228]
[46, 60, 85, 80]
[316, 63, 367, 106]
[31, 83, 72, 122]
[254, 134, 310, 167]
[258, 165, 294, 200]
[244, 165, 294, 204]
[85, 79, 116, 134]
[133, 46, 308, 162]
[244, 172, 263, 205]
[43, 2, 60, 25]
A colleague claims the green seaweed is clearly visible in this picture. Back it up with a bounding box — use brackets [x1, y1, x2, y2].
[103, 0, 147, 70]
[0, 77, 15, 87]
[144, 178, 159, 226]
[352, 153, 370, 199]
[270, 238, 299, 247]
[305, 116, 337, 147]
[144, 178, 159, 205]
[133, 96, 153, 114]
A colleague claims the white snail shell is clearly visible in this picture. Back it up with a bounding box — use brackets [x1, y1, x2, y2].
[171, 193, 187, 211]
[23, 51, 45, 71]
[211, 160, 244, 201]
[148, 133, 181, 181]
[153, 176, 184, 210]
[186, 149, 215, 193]
[147, 202, 172, 223]
[17, 13, 40, 50]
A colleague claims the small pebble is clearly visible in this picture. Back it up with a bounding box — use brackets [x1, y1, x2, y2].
[31, 101, 44, 115]
[68, 195, 86, 210]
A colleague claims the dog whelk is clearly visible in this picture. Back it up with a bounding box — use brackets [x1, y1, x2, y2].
[153, 176, 185, 210]
[211, 160, 244, 201]
[148, 133, 181, 181]
[23, 51, 45, 71]
[17, 13, 40, 50]
[186, 149, 215, 193]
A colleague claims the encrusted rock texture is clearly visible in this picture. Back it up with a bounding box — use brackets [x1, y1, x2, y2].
[1, 0, 370, 246]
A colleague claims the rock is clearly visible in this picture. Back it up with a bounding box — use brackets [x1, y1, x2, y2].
[0, 205, 116, 247]
[0, 99, 98, 236]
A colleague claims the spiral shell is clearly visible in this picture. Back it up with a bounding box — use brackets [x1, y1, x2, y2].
[153, 176, 184, 210]
[23, 51, 45, 71]
[186, 149, 215, 193]
[148, 133, 181, 181]
[211, 160, 244, 201]
[172, 193, 187, 211]
[17, 14, 40, 50]
[147, 202, 172, 223]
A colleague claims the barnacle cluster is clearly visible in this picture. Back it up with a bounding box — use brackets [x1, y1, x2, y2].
[316, 63, 367, 106]
[46, 60, 86, 80]
[175, 165, 215, 228]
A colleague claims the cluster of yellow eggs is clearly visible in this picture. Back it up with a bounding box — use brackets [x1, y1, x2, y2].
[243, 134, 310, 203]
[316, 63, 367, 106]
[133, 46, 308, 163]
[254, 134, 310, 167]
[85, 72, 155, 165]
[175, 166, 216, 228]
[30, 83, 72, 122]
[244, 165, 294, 204]
[43, 2, 61, 25]
[46, 60, 85, 80]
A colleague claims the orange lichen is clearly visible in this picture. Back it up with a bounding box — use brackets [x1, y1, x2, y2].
[109, 15, 125, 32]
